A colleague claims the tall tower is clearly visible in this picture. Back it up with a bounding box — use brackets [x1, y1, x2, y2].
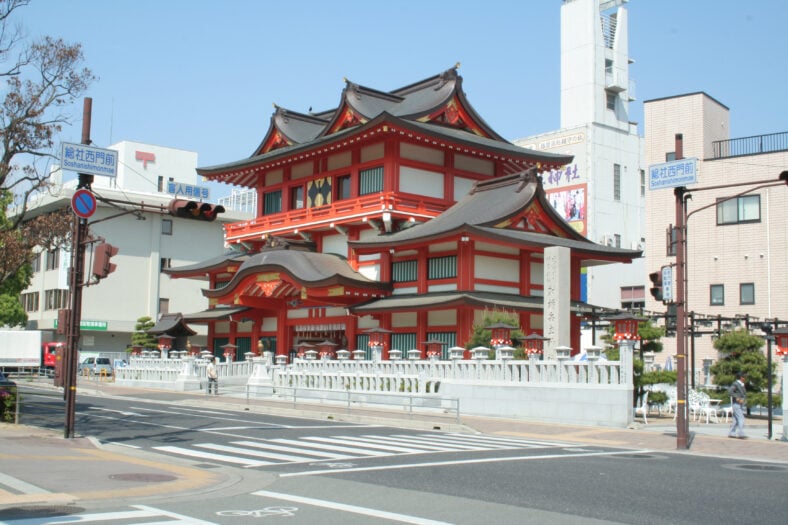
[561, 0, 634, 131]
[515, 0, 645, 313]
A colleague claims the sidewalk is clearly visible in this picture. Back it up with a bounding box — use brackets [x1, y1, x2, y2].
[2, 378, 787, 513]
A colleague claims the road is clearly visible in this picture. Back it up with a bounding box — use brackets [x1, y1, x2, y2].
[5, 385, 788, 524]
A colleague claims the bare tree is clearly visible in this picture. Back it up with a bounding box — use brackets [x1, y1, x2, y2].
[0, 0, 95, 323]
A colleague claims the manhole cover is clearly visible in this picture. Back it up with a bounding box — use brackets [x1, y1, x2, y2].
[0, 506, 84, 520]
[726, 464, 788, 472]
[109, 473, 177, 482]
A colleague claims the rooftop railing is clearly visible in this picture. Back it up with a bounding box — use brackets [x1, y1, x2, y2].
[712, 131, 788, 159]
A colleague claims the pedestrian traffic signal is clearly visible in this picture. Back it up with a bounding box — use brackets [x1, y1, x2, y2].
[167, 199, 225, 221]
[649, 271, 663, 302]
[93, 242, 118, 280]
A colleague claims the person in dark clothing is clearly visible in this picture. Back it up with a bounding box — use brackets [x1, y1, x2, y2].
[728, 373, 747, 439]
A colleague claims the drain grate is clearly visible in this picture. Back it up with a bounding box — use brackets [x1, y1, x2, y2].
[612, 453, 662, 460]
[109, 473, 177, 482]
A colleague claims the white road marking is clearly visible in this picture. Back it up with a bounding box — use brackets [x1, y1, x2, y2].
[196, 443, 329, 463]
[1, 504, 216, 524]
[252, 490, 452, 525]
[280, 449, 651, 477]
[0, 472, 50, 494]
[153, 445, 273, 467]
[233, 440, 355, 460]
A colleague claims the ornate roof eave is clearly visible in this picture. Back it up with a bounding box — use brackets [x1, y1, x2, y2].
[203, 249, 390, 299]
[197, 114, 571, 188]
[252, 105, 331, 157]
[163, 252, 249, 280]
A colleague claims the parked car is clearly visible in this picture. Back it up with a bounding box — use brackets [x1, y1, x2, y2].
[78, 357, 113, 377]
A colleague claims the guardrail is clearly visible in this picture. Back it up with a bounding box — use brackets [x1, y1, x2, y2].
[245, 384, 460, 424]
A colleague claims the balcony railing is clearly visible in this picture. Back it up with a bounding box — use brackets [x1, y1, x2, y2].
[224, 191, 449, 242]
[712, 131, 788, 159]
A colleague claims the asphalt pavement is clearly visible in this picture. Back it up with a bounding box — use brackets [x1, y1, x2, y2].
[1, 377, 786, 514]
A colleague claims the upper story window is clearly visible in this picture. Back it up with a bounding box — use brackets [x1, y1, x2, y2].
[31, 252, 41, 273]
[263, 190, 282, 215]
[606, 92, 616, 110]
[427, 255, 457, 280]
[359, 166, 384, 195]
[613, 164, 621, 201]
[717, 195, 760, 225]
[392, 260, 418, 283]
[21, 292, 39, 312]
[740, 283, 755, 305]
[290, 185, 304, 210]
[162, 219, 173, 236]
[640, 169, 646, 197]
[46, 249, 59, 271]
[710, 284, 724, 306]
[336, 174, 351, 201]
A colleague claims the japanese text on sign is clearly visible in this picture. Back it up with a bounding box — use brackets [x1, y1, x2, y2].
[648, 158, 698, 190]
[61, 142, 118, 178]
[168, 182, 210, 200]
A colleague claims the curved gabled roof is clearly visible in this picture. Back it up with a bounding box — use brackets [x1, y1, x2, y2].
[163, 251, 249, 280]
[252, 106, 330, 156]
[197, 113, 571, 187]
[203, 247, 390, 298]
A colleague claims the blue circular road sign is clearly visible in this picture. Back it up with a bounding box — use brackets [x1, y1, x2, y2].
[71, 188, 97, 219]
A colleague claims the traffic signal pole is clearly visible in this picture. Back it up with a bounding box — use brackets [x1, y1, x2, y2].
[64, 98, 93, 439]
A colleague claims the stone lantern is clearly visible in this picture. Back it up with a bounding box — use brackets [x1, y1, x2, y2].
[773, 326, 788, 442]
[220, 343, 238, 362]
[157, 334, 173, 359]
[423, 339, 444, 361]
[363, 327, 392, 362]
[523, 333, 549, 360]
[316, 339, 338, 360]
[294, 341, 316, 359]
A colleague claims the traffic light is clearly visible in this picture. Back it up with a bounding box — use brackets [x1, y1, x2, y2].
[93, 242, 118, 280]
[168, 199, 226, 221]
[649, 271, 663, 302]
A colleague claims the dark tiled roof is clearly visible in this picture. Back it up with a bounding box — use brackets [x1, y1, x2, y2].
[182, 306, 250, 322]
[205, 247, 390, 297]
[163, 251, 248, 278]
[147, 313, 197, 336]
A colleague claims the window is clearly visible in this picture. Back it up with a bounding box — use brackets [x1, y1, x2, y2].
[606, 92, 616, 110]
[392, 260, 417, 282]
[157, 175, 164, 192]
[717, 195, 760, 225]
[336, 174, 351, 200]
[613, 164, 621, 201]
[290, 185, 304, 209]
[46, 249, 59, 271]
[44, 289, 68, 310]
[604, 58, 613, 75]
[20, 292, 39, 312]
[263, 190, 282, 215]
[427, 255, 457, 280]
[160, 258, 171, 271]
[665, 152, 676, 162]
[359, 166, 384, 195]
[31, 252, 41, 273]
[613, 234, 621, 248]
[740, 283, 755, 305]
[710, 284, 724, 306]
[620, 286, 645, 311]
[640, 169, 645, 197]
[162, 219, 173, 236]
[159, 298, 169, 315]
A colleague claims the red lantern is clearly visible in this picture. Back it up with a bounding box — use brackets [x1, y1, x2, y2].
[487, 323, 515, 347]
[364, 327, 392, 348]
[774, 327, 788, 356]
[606, 313, 643, 342]
[522, 333, 549, 355]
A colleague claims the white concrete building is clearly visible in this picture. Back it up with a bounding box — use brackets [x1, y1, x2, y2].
[514, 0, 646, 310]
[644, 92, 788, 382]
[19, 141, 249, 354]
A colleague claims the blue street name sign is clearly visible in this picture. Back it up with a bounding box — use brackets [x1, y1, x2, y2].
[648, 158, 698, 190]
[61, 142, 118, 178]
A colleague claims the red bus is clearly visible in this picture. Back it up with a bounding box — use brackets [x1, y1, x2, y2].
[42, 342, 65, 369]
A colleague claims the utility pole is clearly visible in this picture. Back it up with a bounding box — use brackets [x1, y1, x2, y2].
[673, 133, 690, 449]
[64, 98, 93, 438]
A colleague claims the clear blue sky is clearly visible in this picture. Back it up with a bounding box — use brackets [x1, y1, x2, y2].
[22, 0, 788, 196]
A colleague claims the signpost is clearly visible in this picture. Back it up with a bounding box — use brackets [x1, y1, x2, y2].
[648, 158, 698, 190]
[661, 265, 674, 303]
[71, 188, 97, 219]
[61, 142, 118, 179]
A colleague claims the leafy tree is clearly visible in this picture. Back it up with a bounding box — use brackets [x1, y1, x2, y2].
[464, 309, 525, 358]
[0, 0, 94, 323]
[709, 329, 775, 409]
[131, 316, 157, 351]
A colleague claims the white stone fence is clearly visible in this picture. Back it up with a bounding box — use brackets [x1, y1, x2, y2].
[115, 357, 254, 390]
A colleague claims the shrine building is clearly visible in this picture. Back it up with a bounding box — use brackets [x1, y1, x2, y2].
[165, 65, 640, 360]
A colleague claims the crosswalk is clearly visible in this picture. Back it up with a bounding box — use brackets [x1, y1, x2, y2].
[153, 433, 567, 468]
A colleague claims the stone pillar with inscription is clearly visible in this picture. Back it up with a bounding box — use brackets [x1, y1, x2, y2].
[543, 246, 571, 359]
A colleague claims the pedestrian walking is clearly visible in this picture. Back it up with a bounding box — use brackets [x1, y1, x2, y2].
[728, 373, 747, 439]
[206, 356, 219, 395]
